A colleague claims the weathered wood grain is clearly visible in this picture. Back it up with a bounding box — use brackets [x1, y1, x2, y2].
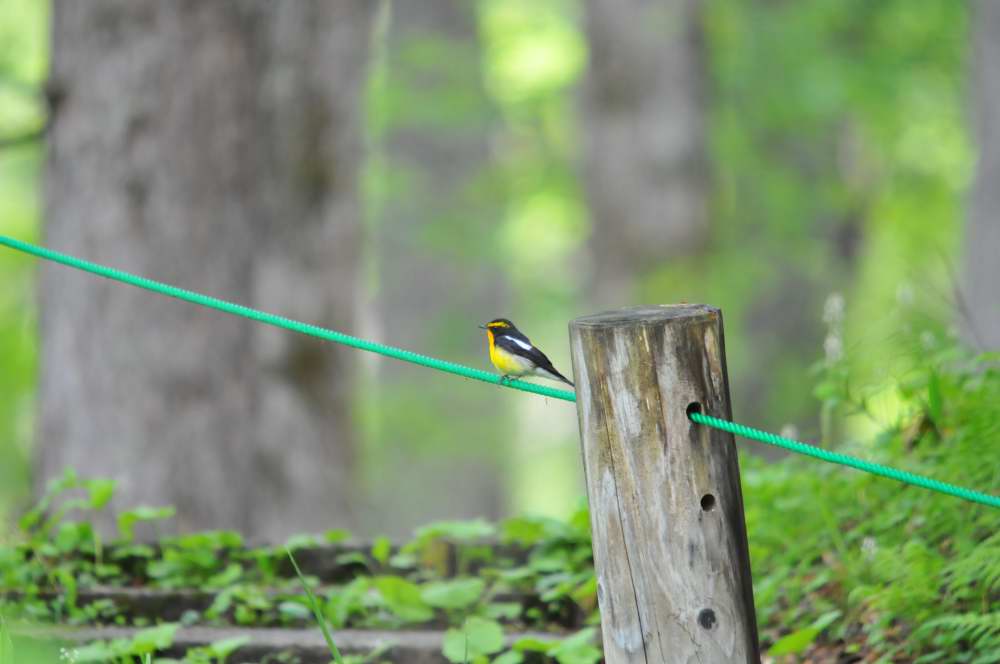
[569, 304, 759, 663]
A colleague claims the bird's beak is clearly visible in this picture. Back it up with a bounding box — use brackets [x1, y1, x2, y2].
[478, 324, 487, 329]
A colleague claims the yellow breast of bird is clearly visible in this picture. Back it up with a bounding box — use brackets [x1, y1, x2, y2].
[488, 332, 531, 375]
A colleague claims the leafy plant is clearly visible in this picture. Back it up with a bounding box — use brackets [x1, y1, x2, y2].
[3, 334, 997, 663]
[748, 330, 1000, 660]
[71, 622, 179, 663]
[441, 616, 504, 663]
[287, 547, 345, 664]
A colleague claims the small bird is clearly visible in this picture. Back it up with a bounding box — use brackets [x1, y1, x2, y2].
[479, 318, 574, 387]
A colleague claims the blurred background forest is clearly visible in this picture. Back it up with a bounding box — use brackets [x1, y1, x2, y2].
[0, 0, 993, 540]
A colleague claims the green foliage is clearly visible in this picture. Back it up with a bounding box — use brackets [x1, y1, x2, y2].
[748, 327, 1000, 660]
[0, 615, 12, 664]
[117, 507, 177, 543]
[442, 616, 504, 663]
[2, 327, 997, 662]
[506, 628, 600, 664]
[0, 8, 991, 663]
[0, 475, 603, 661]
[767, 610, 841, 656]
[287, 548, 344, 664]
[373, 576, 434, 623]
[71, 623, 179, 663]
[697, 0, 969, 430]
[420, 578, 485, 611]
[180, 635, 250, 664]
[0, 0, 46, 528]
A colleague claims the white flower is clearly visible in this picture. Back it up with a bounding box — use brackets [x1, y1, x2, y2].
[861, 536, 877, 561]
[824, 334, 843, 363]
[823, 293, 845, 326]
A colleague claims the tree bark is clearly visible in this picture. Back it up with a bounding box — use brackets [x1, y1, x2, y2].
[366, 0, 508, 535]
[39, 0, 375, 539]
[966, 0, 1000, 350]
[582, 0, 708, 308]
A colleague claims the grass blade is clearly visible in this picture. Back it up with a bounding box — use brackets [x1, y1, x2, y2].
[286, 547, 344, 663]
[0, 615, 13, 664]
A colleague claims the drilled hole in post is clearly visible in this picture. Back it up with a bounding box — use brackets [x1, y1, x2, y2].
[686, 402, 702, 419]
[700, 493, 716, 511]
[698, 608, 717, 630]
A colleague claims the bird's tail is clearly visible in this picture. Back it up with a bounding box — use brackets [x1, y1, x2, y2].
[547, 368, 575, 387]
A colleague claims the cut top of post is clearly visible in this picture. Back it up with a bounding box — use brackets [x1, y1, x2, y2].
[572, 303, 720, 328]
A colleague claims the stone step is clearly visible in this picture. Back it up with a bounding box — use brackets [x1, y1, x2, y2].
[5, 585, 587, 630]
[18, 625, 563, 664]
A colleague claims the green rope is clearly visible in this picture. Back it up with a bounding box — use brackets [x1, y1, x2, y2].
[2, 234, 996, 509]
[690, 411, 1000, 509]
[0, 234, 577, 402]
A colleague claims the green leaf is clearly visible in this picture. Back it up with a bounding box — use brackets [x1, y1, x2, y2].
[484, 602, 522, 621]
[812, 610, 841, 632]
[0, 615, 14, 664]
[279, 600, 312, 621]
[927, 371, 943, 423]
[371, 536, 392, 565]
[117, 505, 176, 541]
[500, 516, 547, 545]
[550, 629, 600, 664]
[72, 640, 123, 662]
[442, 631, 469, 664]
[335, 551, 371, 567]
[511, 637, 552, 653]
[374, 576, 434, 623]
[324, 528, 352, 543]
[284, 534, 318, 551]
[324, 577, 370, 628]
[206, 563, 244, 588]
[287, 548, 344, 663]
[54, 522, 87, 553]
[442, 617, 505, 663]
[84, 479, 116, 510]
[768, 626, 821, 656]
[421, 578, 485, 610]
[54, 566, 78, 610]
[390, 552, 418, 568]
[464, 617, 505, 655]
[413, 519, 496, 543]
[492, 651, 523, 664]
[767, 611, 839, 656]
[206, 635, 250, 659]
[128, 623, 180, 654]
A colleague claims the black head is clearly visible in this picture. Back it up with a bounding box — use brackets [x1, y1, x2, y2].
[479, 318, 517, 332]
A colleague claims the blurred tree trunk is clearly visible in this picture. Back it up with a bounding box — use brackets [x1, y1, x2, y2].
[39, 1, 375, 539]
[367, 0, 507, 535]
[582, 0, 708, 308]
[967, 0, 1000, 349]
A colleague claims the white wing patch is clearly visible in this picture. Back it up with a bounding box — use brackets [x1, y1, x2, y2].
[510, 337, 534, 352]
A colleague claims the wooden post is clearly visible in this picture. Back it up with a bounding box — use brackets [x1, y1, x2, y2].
[569, 304, 759, 663]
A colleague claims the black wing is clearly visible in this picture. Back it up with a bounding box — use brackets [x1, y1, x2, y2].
[495, 333, 574, 386]
[495, 333, 547, 365]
